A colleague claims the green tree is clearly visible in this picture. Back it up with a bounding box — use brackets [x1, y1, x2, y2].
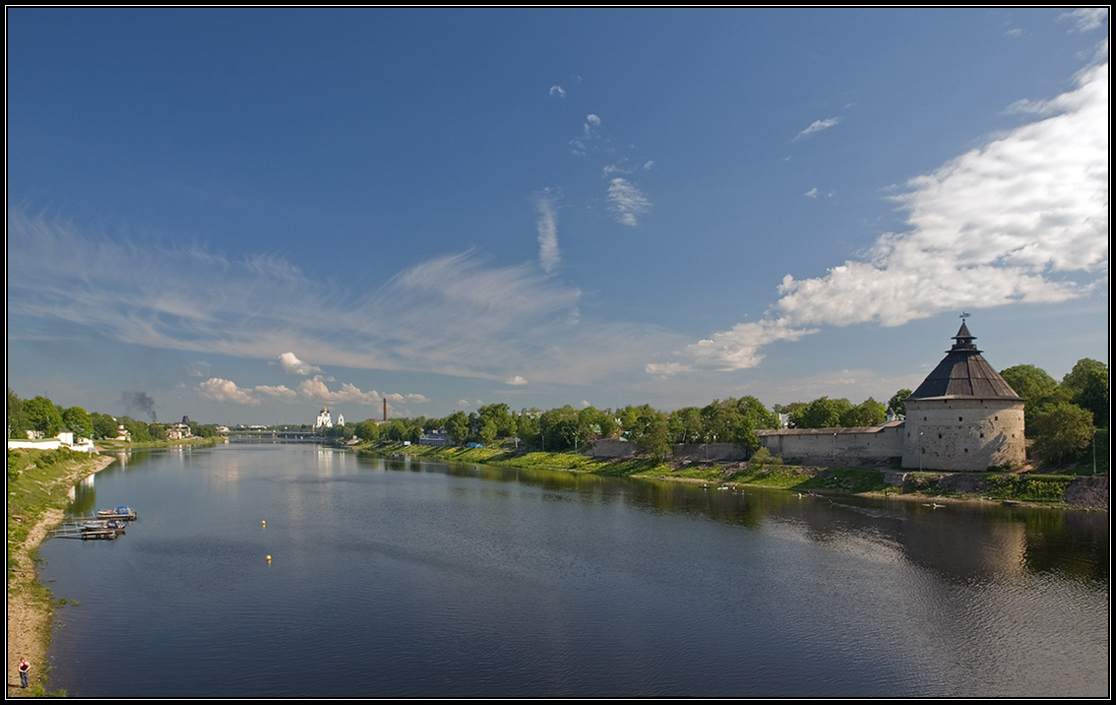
[23, 396, 64, 437]
[477, 418, 497, 445]
[62, 406, 93, 439]
[1000, 364, 1060, 402]
[7, 389, 28, 439]
[1030, 401, 1096, 466]
[1000, 364, 1072, 429]
[1062, 358, 1109, 429]
[445, 411, 470, 445]
[669, 406, 704, 444]
[887, 389, 912, 418]
[578, 406, 616, 440]
[539, 406, 586, 451]
[114, 416, 151, 442]
[514, 410, 540, 447]
[478, 403, 515, 438]
[790, 397, 853, 429]
[90, 412, 119, 439]
[839, 398, 886, 427]
[355, 420, 381, 442]
[625, 405, 671, 461]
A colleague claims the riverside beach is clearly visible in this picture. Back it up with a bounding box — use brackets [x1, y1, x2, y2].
[7, 452, 114, 697]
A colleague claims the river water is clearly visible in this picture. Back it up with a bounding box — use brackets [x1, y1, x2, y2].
[39, 444, 1108, 697]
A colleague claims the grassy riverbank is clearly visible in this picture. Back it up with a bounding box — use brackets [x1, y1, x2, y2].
[7, 447, 115, 697]
[94, 436, 226, 451]
[360, 442, 1105, 509]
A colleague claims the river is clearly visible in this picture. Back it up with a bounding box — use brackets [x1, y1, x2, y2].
[39, 444, 1108, 697]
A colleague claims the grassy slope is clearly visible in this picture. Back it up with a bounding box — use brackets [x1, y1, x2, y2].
[361, 442, 1090, 506]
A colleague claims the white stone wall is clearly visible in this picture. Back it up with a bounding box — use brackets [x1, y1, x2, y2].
[902, 398, 1025, 471]
[758, 424, 904, 467]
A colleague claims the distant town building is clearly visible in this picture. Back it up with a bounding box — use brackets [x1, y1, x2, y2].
[8, 430, 96, 453]
[314, 407, 333, 429]
[419, 429, 452, 446]
[167, 415, 193, 440]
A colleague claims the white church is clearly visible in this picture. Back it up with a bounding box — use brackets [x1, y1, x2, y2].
[314, 407, 344, 429]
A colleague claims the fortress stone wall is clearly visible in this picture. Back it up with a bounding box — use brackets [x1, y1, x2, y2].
[757, 421, 904, 467]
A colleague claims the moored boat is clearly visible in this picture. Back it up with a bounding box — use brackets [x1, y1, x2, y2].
[97, 506, 137, 520]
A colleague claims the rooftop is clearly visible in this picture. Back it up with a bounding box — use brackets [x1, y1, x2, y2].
[909, 322, 1022, 401]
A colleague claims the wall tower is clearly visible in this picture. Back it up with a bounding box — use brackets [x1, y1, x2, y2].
[902, 323, 1025, 471]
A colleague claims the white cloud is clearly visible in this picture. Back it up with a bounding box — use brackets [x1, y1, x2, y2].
[297, 376, 392, 405]
[650, 57, 1108, 372]
[644, 362, 692, 377]
[607, 177, 652, 226]
[586, 114, 601, 126]
[270, 351, 321, 376]
[794, 116, 841, 140]
[549, 85, 566, 98]
[254, 384, 299, 401]
[535, 191, 560, 273]
[1059, 8, 1108, 32]
[197, 375, 413, 407]
[198, 378, 261, 406]
[804, 188, 819, 198]
[505, 375, 528, 385]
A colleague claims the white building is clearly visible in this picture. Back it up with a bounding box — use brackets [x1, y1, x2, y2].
[314, 407, 333, 429]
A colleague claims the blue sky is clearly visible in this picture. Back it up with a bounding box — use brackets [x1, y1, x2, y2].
[7, 8, 1109, 426]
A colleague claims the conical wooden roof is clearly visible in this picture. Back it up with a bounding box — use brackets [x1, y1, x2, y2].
[909, 323, 1022, 400]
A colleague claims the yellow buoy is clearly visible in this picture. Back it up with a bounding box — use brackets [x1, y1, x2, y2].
[266, 555, 271, 563]
[261, 520, 266, 528]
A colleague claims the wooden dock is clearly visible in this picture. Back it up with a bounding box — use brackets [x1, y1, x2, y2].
[50, 508, 137, 540]
[51, 521, 127, 540]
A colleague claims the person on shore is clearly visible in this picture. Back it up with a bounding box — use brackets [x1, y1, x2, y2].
[18, 658, 30, 688]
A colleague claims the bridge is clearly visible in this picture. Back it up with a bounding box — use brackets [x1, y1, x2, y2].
[224, 429, 327, 443]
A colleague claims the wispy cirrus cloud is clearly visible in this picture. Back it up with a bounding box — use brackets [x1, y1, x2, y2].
[794, 116, 841, 140]
[1059, 7, 1108, 33]
[650, 55, 1108, 373]
[549, 85, 566, 98]
[8, 210, 683, 388]
[535, 190, 560, 273]
[607, 177, 652, 226]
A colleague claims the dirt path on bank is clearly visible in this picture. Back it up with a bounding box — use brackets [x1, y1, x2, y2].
[7, 454, 114, 696]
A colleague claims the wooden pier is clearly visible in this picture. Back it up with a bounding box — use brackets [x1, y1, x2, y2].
[50, 507, 138, 540]
[51, 520, 127, 540]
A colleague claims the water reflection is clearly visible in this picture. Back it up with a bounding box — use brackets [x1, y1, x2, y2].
[372, 454, 1107, 590]
[41, 446, 1108, 697]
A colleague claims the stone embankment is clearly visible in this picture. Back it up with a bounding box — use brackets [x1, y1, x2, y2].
[1063, 476, 1109, 509]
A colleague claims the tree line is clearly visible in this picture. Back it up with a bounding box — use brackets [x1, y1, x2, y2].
[10, 356, 1107, 469]
[999, 358, 1108, 466]
[7, 390, 219, 443]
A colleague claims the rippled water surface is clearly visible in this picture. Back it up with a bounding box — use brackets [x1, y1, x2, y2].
[40, 445, 1108, 697]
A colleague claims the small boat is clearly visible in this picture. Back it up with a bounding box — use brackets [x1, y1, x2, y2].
[97, 506, 137, 521]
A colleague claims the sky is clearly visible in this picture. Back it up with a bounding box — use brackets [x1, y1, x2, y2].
[7, 8, 1109, 426]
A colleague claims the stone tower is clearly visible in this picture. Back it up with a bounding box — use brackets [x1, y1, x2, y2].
[902, 322, 1025, 471]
